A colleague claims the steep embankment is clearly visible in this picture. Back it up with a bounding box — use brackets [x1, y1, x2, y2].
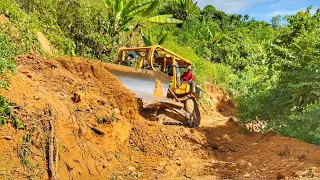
[0, 54, 319, 180]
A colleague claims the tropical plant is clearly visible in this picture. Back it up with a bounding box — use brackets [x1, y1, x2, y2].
[175, 0, 199, 20]
[236, 6, 320, 145]
[266, 6, 320, 119]
[140, 28, 168, 46]
[103, 0, 182, 38]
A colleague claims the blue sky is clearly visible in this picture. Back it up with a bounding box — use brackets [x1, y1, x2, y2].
[197, 0, 320, 22]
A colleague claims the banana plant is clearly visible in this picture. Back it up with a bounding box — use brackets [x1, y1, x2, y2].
[103, 0, 155, 36]
[103, 0, 183, 38]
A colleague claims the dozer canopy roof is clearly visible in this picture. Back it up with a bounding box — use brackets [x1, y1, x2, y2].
[116, 45, 192, 69]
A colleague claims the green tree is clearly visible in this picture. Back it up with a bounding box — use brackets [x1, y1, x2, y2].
[271, 15, 282, 30]
[268, 7, 320, 119]
[237, 7, 320, 145]
[159, 0, 200, 21]
[201, 5, 223, 21]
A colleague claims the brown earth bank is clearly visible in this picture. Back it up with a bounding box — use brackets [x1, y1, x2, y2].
[0, 54, 319, 180]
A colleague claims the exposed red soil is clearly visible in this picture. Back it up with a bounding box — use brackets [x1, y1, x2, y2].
[0, 54, 319, 180]
[153, 79, 165, 98]
[199, 83, 236, 117]
[36, 32, 53, 55]
[192, 118, 320, 179]
[0, 14, 10, 24]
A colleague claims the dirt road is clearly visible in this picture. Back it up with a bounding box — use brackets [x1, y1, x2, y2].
[0, 54, 319, 180]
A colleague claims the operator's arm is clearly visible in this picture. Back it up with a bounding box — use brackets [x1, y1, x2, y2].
[188, 72, 194, 82]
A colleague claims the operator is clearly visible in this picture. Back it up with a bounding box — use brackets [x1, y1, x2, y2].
[182, 66, 195, 92]
[182, 66, 194, 82]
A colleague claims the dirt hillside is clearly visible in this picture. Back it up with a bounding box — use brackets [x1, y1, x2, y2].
[0, 54, 319, 180]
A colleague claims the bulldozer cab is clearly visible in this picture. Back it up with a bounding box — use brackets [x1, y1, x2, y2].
[116, 45, 199, 98]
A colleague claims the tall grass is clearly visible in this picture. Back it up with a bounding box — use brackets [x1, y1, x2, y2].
[163, 40, 238, 92]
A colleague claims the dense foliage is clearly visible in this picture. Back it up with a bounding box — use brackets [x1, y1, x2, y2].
[0, 0, 319, 145]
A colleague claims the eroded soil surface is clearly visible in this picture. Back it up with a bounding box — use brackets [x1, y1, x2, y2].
[0, 54, 319, 180]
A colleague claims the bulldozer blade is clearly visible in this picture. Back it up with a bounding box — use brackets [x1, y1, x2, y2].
[105, 63, 171, 102]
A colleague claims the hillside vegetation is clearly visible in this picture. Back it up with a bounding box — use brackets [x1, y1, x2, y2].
[0, 0, 319, 147]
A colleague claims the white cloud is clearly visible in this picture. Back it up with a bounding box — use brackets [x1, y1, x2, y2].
[260, 6, 319, 19]
[197, 0, 273, 13]
[266, 9, 305, 18]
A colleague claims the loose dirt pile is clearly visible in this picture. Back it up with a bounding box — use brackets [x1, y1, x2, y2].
[0, 14, 10, 24]
[199, 83, 236, 118]
[0, 53, 139, 179]
[0, 54, 319, 180]
[153, 79, 164, 98]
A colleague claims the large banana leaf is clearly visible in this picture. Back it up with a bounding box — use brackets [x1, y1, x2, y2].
[147, 14, 183, 24]
[141, 0, 160, 17]
[122, 0, 136, 16]
[126, 0, 136, 9]
[140, 28, 152, 46]
[126, 0, 156, 16]
[103, 0, 111, 7]
[126, 1, 156, 17]
[115, 1, 124, 22]
[104, 0, 182, 36]
[114, 0, 120, 14]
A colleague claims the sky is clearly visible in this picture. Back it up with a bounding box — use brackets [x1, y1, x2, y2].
[197, 0, 320, 22]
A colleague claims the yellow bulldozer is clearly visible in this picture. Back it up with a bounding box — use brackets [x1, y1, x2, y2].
[109, 45, 201, 127]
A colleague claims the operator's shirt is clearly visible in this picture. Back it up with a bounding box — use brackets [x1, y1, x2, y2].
[182, 71, 194, 81]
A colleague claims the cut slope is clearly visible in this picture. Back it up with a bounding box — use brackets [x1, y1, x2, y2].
[200, 83, 236, 118]
[0, 53, 140, 179]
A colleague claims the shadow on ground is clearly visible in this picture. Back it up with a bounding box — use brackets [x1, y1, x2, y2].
[184, 121, 320, 179]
